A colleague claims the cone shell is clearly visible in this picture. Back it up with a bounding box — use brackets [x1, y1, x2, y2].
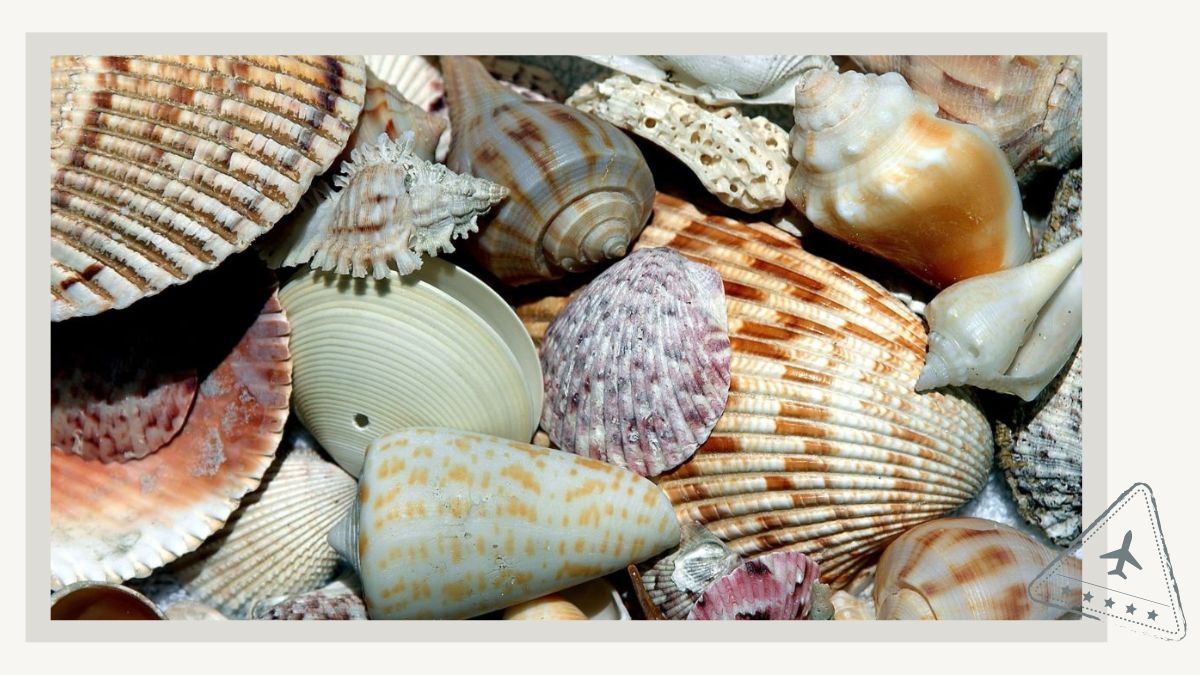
[280, 258, 542, 477]
[166, 428, 357, 617]
[328, 428, 681, 619]
[638, 521, 741, 619]
[540, 247, 732, 477]
[786, 68, 1030, 288]
[849, 56, 1082, 185]
[50, 55, 366, 321]
[442, 56, 656, 284]
[51, 261, 292, 589]
[686, 549, 821, 620]
[503, 594, 589, 620]
[633, 194, 994, 588]
[874, 517, 1080, 619]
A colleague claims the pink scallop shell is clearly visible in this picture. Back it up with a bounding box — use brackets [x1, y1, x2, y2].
[686, 550, 821, 620]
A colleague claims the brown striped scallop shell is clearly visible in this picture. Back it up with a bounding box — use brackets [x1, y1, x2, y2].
[50, 55, 365, 321]
[630, 194, 994, 587]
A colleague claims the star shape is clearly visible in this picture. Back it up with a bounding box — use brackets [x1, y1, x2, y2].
[1148, 610, 1158, 621]
[1126, 603, 1137, 615]
[1104, 597, 1115, 608]
[1062, 584, 1072, 595]
[1083, 591, 1094, 603]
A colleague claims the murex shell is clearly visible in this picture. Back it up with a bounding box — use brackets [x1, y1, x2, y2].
[540, 247, 732, 477]
[568, 74, 791, 213]
[279, 258, 542, 477]
[786, 68, 1030, 288]
[329, 428, 681, 619]
[633, 195, 994, 587]
[583, 55, 836, 105]
[686, 549, 821, 620]
[874, 517, 1081, 619]
[50, 55, 366, 321]
[638, 521, 741, 619]
[849, 56, 1082, 185]
[442, 56, 656, 284]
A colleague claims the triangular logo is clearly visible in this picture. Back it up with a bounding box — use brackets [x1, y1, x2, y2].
[1031, 483, 1186, 640]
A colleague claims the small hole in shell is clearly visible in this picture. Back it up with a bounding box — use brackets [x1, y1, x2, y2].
[353, 413, 370, 429]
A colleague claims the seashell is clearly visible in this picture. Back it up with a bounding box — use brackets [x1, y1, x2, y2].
[442, 55, 656, 284]
[638, 521, 741, 619]
[686, 549, 821, 620]
[567, 74, 791, 213]
[502, 594, 589, 620]
[363, 55, 446, 114]
[849, 56, 1082, 185]
[916, 236, 1083, 401]
[558, 577, 631, 620]
[874, 517, 1081, 619]
[51, 258, 292, 590]
[830, 590, 875, 620]
[343, 69, 446, 163]
[279, 258, 541, 477]
[50, 55, 366, 322]
[1041, 168, 1082, 255]
[515, 294, 573, 351]
[163, 600, 228, 621]
[478, 56, 567, 101]
[51, 581, 165, 620]
[253, 583, 369, 620]
[540, 247, 732, 477]
[633, 195, 994, 588]
[582, 55, 836, 106]
[259, 132, 508, 278]
[165, 427, 357, 617]
[786, 68, 1030, 288]
[328, 427, 681, 619]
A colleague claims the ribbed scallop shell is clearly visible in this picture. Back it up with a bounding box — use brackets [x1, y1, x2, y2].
[874, 517, 1080, 619]
[633, 195, 994, 588]
[503, 594, 589, 620]
[540, 247, 731, 477]
[279, 258, 542, 477]
[442, 56, 656, 284]
[166, 429, 357, 617]
[50, 55, 366, 321]
[50, 260, 291, 589]
[639, 521, 741, 619]
[686, 549, 821, 620]
[363, 55, 445, 113]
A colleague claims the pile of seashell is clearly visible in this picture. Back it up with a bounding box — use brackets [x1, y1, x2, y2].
[49, 53, 1083, 621]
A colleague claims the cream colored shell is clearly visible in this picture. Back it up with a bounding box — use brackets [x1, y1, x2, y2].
[502, 594, 589, 620]
[568, 74, 791, 213]
[582, 55, 835, 105]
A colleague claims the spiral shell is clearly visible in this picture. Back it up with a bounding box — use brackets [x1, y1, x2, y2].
[874, 517, 1080, 619]
[442, 56, 655, 284]
[50, 55, 365, 321]
[638, 521, 741, 619]
[540, 247, 732, 477]
[786, 68, 1030, 288]
[686, 550, 821, 620]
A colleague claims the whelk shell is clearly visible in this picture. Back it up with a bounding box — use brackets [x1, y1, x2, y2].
[638, 521, 741, 619]
[50, 55, 365, 321]
[874, 517, 1081, 619]
[786, 68, 1030, 288]
[540, 247, 732, 477]
[328, 427, 681, 619]
[686, 549, 821, 620]
[442, 56, 656, 284]
[582, 55, 836, 106]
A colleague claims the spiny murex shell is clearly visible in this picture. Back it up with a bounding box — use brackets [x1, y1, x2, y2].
[328, 427, 681, 619]
[568, 73, 791, 213]
[540, 247, 732, 477]
[166, 428, 357, 617]
[786, 68, 1030, 288]
[916, 236, 1082, 401]
[260, 132, 508, 278]
[849, 56, 1082, 185]
[638, 521, 741, 619]
[874, 517, 1081, 619]
[279, 258, 542, 477]
[50, 55, 366, 321]
[634, 194, 994, 587]
[582, 55, 835, 105]
[442, 55, 656, 284]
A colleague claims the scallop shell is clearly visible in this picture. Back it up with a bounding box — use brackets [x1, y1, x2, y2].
[165, 428, 357, 617]
[328, 427, 681, 619]
[502, 594, 589, 620]
[849, 56, 1082, 185]
[916, 236, 1083, 401]
[638, 521, 741, 619]
[686, 549, 821, 620]
[582, 55, 836, 105]
[51, 258, 291, 589]
[442, 56, 656, 284]
[874, 517, 1081, 619]
[363, 55, 446, 114]
[259, 132, 508, 278]
[50, 55, 366, 322]
[786, 68, 1030, 288]
[279, 258, 542, 477]
[633, 194, 994, 588]
[51, 581, 165, 620]
[540, 247, 732, 477]
[567, 74, 791, 213]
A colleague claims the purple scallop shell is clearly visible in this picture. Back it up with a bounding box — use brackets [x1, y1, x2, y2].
[539, 247, 732, 477]
[686, 550, 821, 620]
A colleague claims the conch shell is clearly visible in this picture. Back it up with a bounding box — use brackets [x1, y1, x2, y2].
[786, 68, 1030, 288]
[916, 236, 1083, 401]
[582, 55, 836, 105]
[442, 56, 656, 284]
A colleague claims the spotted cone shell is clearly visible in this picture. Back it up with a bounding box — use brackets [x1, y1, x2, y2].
[50, 55, 366, 321]
[686, 549, 821, 620]
[540, 247, 732, 477]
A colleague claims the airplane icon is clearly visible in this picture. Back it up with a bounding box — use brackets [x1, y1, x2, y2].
[1101, 530, 1143, 580]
